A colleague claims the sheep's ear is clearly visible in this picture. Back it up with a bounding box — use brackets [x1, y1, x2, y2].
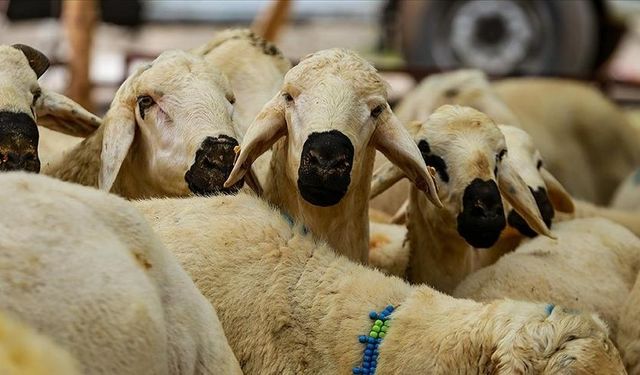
[12, 44, 49, 78]
[35, 90, 101, 137]
[541, 167, 574, 213]
[371, 112, 443, 207]
[498, 157, 555, 238]
[224, 95, 286, 188]
[99, 106, 136, 192]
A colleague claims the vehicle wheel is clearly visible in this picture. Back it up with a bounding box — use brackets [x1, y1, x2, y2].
[399, 0, 600, 76]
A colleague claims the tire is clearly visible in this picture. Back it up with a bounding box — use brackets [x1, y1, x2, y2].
[399, 0, 600, 76]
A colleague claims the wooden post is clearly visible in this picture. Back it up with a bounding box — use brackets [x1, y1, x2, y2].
[251, 0, 292, 42]
[62, 0, 97, 112]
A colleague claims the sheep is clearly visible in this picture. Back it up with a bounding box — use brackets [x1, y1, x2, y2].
[0, 310, 80, 375]
[0, 44, 100, 173]
[134, 191, 625, 374]
[192, 28, 291, 187]
[618, 270, 640, 374]
[368, 221, 408, 277]
[41, 48, 261, 199]
[0, 172, 242, 374]
[454, 218, 640, 339]
[611, 168, 640, 211]
[370, 105, 551, 293]
[371, 70, 640, 211]
[223, 48, 440, 264]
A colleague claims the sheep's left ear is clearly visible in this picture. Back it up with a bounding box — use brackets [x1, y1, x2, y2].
[225, 94, 286, 188]
[99, 106, 136, 192]
[371, 111, 442, 207]
[35, 90, 101, 137]
[12, 44, 49, 78]
[498, 157, 555, 238]
[541, 167, 574, 213]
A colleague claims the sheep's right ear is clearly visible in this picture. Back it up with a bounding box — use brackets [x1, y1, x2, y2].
[99, 106, 136, 192]
[12, 44, 50, 78]
[35, 90, 101, 137]
[540, 167, 574, 213]
[224, 94, 286, 188]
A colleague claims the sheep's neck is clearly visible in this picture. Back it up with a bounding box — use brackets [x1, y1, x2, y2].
[43, 127, 103, 188]
[265, 138, 374, 264]
[406, 188, 505, 293]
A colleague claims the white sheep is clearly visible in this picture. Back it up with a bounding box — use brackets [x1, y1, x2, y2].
[193, 28, 291, 188]
[618, 270, 640, 374]
[0, 172, 242, 374]
[0, 44, 100, 173]
[42, 49, 261, 199]
[454, 218, 640, 338]
[0, 310, 80, 375]
[611, 168, 640, 211]
[370, 105, 551, 293]
[134, 192, 625, 374]
[223, 48, 440, 264]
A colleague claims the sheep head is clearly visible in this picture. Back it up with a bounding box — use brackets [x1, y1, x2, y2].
[0, 44, 99, 173]
[225, 48, 440, 208]
[98, 49, 260, 197]
[499, 125, 574, 238]
[372, 105, 551, 248]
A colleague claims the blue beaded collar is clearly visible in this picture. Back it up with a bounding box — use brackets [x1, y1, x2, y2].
[353, 305, 395, 375]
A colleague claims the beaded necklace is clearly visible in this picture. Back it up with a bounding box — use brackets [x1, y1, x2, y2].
[352, 305, 395, 375]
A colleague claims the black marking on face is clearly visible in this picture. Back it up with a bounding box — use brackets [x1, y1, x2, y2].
[185, 135, 244, 196]
[418, 140, 449, 182]
[536, 160, 543, 170]
[297, 130, 354, 207]
[0, 111, 40, 173]
[457, 178, 506, 248]
[444, 88, 459, 98]
[508, 186, 554, 237]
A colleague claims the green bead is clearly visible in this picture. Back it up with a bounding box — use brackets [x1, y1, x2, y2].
[369, 331, 379, 338]
[380, 326, 388, 333]
[371, 325, 381, 332]
[379, 332, 386, 338]
[374, 320, 383, 327]
[383, 320, 390, 327]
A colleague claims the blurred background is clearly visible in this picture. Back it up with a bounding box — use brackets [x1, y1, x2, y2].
[2, 0, 640, 115]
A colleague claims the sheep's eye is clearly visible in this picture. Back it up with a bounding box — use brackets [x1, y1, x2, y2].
[371, 105, 384, 118]
[566, 335, 578, 342]
[536, 160, 543, 170]
[283, 92, 293, 102]
[31, 90, 41, 106]
[496, 149, 507, 161]
[444, 88, 459, 98]
[137, 95, 155, 119]
[228, 97, 236, 105]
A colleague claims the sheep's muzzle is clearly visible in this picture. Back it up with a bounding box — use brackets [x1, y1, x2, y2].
[507, 186, 554, 237]
[0, 111, 40, 173]
[185, 135, 244, 196]
[297, 130, 354, 207]
[457, 178, 506, 248]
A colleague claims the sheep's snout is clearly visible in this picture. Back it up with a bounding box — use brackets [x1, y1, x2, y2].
[457, 178, 506, 248]
[507, 186, 554, 237]
[0, 111, 40, 173]
[185, 135, 243, 196]
[297, 130, 354, 207]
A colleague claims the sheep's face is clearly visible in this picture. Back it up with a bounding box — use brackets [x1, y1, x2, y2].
[0, 45, 47, 173]
[492, 301, 625, 374]
[225, 48, 441, 208]
[412, 106, 512, 248]
[101, 50, 244, 196]
[409, 69, 519, 125]
[499, 125, 574, 238]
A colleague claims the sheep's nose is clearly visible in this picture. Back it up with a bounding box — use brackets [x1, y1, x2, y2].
[457, 179, 506, 248]
[297, 130, 354, 207]
[185, 135, 243, 196]
[0, 111, 40, 173]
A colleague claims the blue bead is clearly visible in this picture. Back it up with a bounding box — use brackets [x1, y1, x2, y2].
[364, 349, 372, 356]
[362, 369, 370, 375]
[364, 356, 371, 362]
[366, 343, 374, 350]
[369, 311, 378, 319]
[367, 337, 375, 344]
[374, 343, 379, 349]
[353, 368, 361, 374]
[359, 335, 367, 343]
[386, 305, 394, 311]
[377, 338, 382, 343]
[371, 361, 377, 367]
[363, 361, 371, 369]
[373, 349, 379, 355]
[370, 369, 375, 375]
[372, 352, 378, 358]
